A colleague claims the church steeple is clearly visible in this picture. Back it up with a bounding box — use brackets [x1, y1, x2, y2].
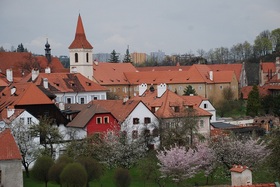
[69, 14, 93, 49]
[69, 14, 94, 80]
[45, 38, 51, 63]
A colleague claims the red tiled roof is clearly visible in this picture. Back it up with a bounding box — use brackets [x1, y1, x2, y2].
[230, 165, 250, 173]
[90, 100, 141, 122]
[136, 66, 191, 72]
[208, 63, 243, 81]
[0, 82, 53, 112]
[261, 62, 276, 73]
[241, 86, 270, 100]
[213, 70, 236, 83]
[69, 14, 93, 49]
[0, 52, 67, 79]
[20, 72, 108, 93]
[134, 89, 211, 118]
[0, 129, 22, 160]
[93, 62, 137, 85]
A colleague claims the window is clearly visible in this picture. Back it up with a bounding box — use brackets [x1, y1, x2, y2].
[179, 86, 182, 90]
[174, 106, 180, 112]
[200, 120, 204, 128]
[80, 98, 85, 104]
[0, 170, 2, 185]
[151, 107, 156, 113]
[199, 86, 202, 90]
[104, 116, 109, 124]
[75, 53, 78, 62]
[27, 117, 32, 125]
[144, 129, 150, 137]
[96, 117, 102, 124]
[132, 130, 138, 139]
[19, 117, 24, 124]
[220, 85, 223, 90]
[144, 117, 151, 124]
[204, 103, 207, 109]
[86, 53, 89, 62]
[66, 98, 72, 104]
[133, 118, 139, 124]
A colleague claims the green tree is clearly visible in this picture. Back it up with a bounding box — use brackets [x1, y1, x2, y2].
[60, 163, 87, 187]
[77, 157, 103, 187]
[32, 155, 54, 187]
[48, 155, 73, 186]
[271, 28, 280, 52]
[266, 126, 280, 181]
[109, 49, 119, 63]
[222, 86, 234, 101]
[114, 167, 131, 187]
[254, 30, 272, 57]
[246, 85, 261, 117]
[183, 85, 197, 96]
[123, 47, 131, 63]
[30, 116, 63, 158]
[17, 43, 27, 52]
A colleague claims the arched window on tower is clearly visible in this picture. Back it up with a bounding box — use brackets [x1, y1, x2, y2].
[86, 53, 89, 62]
[75, 53, 78, 63]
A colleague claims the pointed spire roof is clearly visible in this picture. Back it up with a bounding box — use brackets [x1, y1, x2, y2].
[69, 14, 93, 49]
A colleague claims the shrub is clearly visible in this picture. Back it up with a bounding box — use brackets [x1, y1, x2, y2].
[60, 163, 87, 187]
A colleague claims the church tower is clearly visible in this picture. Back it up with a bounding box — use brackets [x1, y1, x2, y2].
[69, 14, 93, 80]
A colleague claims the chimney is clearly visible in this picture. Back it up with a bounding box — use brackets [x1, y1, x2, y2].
[157, 83, 167, 98]
[7, 106, 15, 118]
[139, 83, 147, 96]
[230, 165, 252, 186]
[43, 78, 48, 89]
[209, 71, 213, 81]
[32, 69, 39, 81]
[58, 102, 65, 110]
[45, 67, 51, 73]
[11, 86, 16, 95]
[71, 67, 77, 73]
[6, 69, 13, 82]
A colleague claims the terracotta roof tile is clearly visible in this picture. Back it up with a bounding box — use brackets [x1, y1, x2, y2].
[208, 63, 243, 81]
[93, 62, 137, 85]
[20, 72, 108, 93]
[134, 89, 211, 118]
[69, 14, 93, 49]
[0, 82, 53, 112]
[261, 62, 276, 73]
[0, 52, 66, 79]
[0, 129, 22, 160]
[230, 165, 250, 173]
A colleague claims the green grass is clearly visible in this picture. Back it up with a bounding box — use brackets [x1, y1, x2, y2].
[23, 164, 275, 187]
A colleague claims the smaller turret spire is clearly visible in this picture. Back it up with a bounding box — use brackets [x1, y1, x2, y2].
[45, 38, 51, 63]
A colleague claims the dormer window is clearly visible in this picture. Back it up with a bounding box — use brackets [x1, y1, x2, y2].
[204, 103, 207, 109]
[174, 106, 180, 113]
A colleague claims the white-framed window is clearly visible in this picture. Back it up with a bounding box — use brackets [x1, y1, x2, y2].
[179, 86, 182, 91]
[104, 116, 109, 124]
[79, 97, 85, 104]
[96, 117, 102, 124]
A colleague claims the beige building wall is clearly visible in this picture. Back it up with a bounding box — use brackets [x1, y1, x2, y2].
[131, 52, 147, 65]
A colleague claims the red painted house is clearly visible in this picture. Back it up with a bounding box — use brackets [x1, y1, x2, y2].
[61, 103, 119, 137]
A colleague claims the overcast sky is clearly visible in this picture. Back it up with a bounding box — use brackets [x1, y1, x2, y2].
[1, 0, 280, 57]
